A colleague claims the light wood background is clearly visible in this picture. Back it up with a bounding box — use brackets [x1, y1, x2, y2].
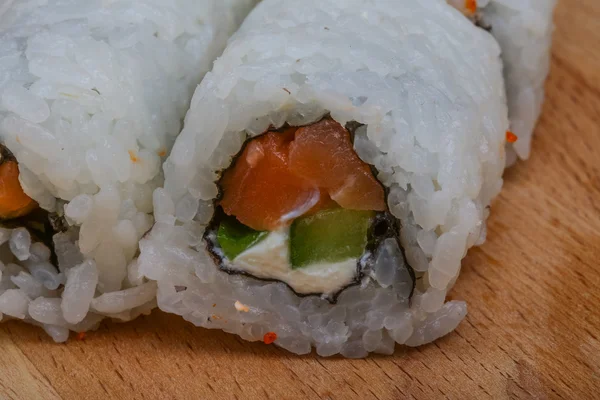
[1, 1, 598, 398]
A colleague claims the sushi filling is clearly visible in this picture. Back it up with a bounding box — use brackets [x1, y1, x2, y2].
[205, 119, 414, 299]
[0, 144, 37, 221]
[0, 144, 66, 262]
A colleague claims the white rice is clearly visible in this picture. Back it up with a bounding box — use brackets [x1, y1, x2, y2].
[0, 0, 256, 340]
[139, 0, 510, 357]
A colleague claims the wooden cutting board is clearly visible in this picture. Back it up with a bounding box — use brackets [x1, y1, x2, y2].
[1, 1, 598, 398]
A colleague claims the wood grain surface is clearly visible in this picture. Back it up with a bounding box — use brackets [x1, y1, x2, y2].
[1, 1, 599, 399]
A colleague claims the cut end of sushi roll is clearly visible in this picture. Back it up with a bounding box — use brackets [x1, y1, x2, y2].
[204, 118, 414, 300]
[136, 0, 522, 358]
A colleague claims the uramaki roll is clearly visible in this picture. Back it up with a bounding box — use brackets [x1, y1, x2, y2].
[0, 0, 257, 341]
[139, 0, 511, 357]
[448, 0, 557, 162]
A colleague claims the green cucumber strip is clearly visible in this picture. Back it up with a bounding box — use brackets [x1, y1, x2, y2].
[217, 215, 268, 260]
[290, 208, 374, 269]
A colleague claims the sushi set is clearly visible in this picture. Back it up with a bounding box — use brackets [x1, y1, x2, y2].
[0, 0, 556, 358]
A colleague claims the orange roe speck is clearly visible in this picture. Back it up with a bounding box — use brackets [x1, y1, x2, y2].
[506, 131, 518, 143]
[76, 332, 86, 341]
[465, 0, 477, 14]
[128, 150, 138, 163]
[263, 332, 277, 344]
[158, 149, 167, 157]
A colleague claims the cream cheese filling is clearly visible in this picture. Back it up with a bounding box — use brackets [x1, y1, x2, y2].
[231, 228, 358, 295]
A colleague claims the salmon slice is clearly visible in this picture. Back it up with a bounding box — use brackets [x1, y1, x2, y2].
[289, 119, 386, 212]
[219, 128, 319, 231]
[0, 155, 38, 220]
[219, 119, 385, 231]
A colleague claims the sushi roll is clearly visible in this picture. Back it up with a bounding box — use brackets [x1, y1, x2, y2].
[480, 0, 556, 162]
[0, 0, 257, 341]
[139, 0, 512, 357]
[448, 0, 557, 162]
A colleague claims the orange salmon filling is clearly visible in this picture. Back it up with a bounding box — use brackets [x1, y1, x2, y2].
[0, 159, 38, 220]
[219, 119, 386, 231]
